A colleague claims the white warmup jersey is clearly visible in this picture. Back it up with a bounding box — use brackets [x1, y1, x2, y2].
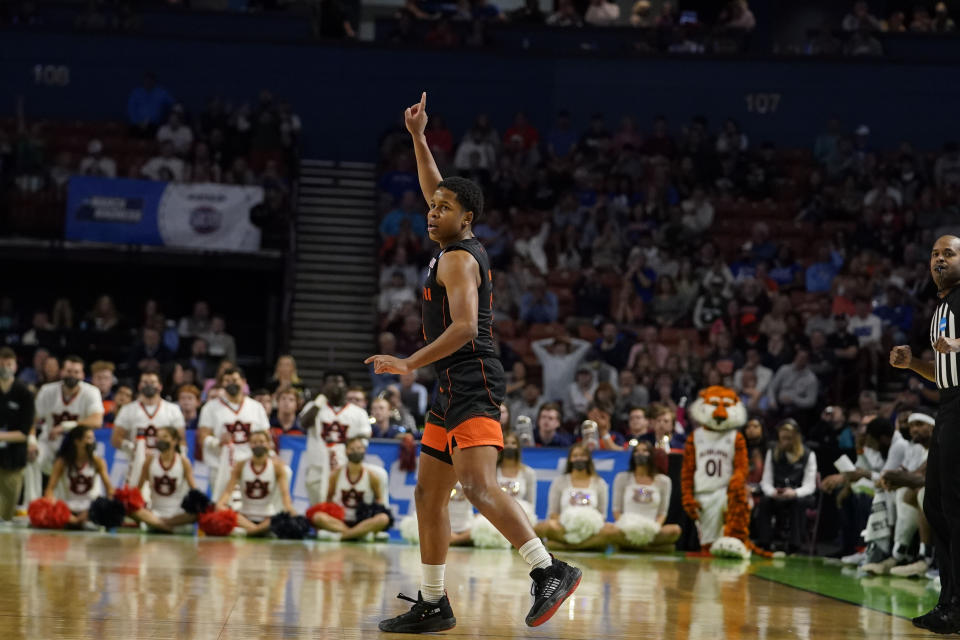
[497, 468, 528, 500]
[148, 454, 188, 518]
[116, 400, 186, 486]
[333, 465, 375, 524]
[240, 458, 278, 520]
[34, 381, 104, 472]
[303, 397, 372, 470]
[199, 397, 270, 463]
[620, 478, 664, 521]
[448, 482, 474, 533]
[903, 442, 929, 473]
[61, 461, 103, 512]
[692, 429, 737, 494]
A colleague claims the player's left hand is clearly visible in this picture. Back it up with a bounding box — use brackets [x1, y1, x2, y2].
[934, 336, 960, 353]
[365, 354, 411, 375]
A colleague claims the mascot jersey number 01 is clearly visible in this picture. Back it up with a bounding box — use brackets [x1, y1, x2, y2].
[681, 386, 772, 559]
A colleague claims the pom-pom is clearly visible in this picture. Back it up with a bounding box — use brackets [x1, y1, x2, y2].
[615, 513, 661, 547]
[269, 512, 313, 540]
[399, 513, 419, 544]
[710, 536, 751, 560]
[398, 433, 417, 472]
[114, 486, 146, 515]
[28, 498, 70, 529]
[306, 502, 345, 523]
[516, 499, 538, 526]
[355, 502, 395, 529]
[198, 509, 238, 536]
[181, 489, 212, 515]
[470, 515, 511, 549]
[88, 497, 126, 528]
[559, 506, 605, 545]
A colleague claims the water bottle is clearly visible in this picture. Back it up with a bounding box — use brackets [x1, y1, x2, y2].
[515, 415, 534, 447]
[581, 420, 599, 450]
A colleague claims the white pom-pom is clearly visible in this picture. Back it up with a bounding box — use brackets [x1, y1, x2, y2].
[559, 506, 604, 544]
[615, 513, 660, 547]
[470, 515, 512, 549]
[517, 499, 538, 526]
[710, 536, 751, 560]
[399, 513, 419, 545]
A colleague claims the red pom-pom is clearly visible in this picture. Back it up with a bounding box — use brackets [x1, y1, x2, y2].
[306, 502, 345, 522]
[114, 487, 146, 515]
[198, 508, 238, 536]
[28, 498, 71, 529]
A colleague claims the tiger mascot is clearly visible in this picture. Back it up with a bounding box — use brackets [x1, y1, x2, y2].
[681, 385, 772, 559]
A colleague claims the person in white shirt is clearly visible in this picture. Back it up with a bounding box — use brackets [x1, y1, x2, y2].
[733, 348, 773, 395]
[140, 141, 185, 182]
[216, 430, 294, 536]
[43, 426, 113, 527]
[200, 315, 237, 364]
[453, 129, 496, 171]
[130, 426, 198, 531]
[196, 367, 270, 500]
[754, 420, 817, 553]
[29, 356, 104, 498]
[155, 108, 194, 155]
[611, 441, 681, 550]
[310, 437, 392, 540]
[299, 371, 372, 504]
[111, 371, 186, 487]
[584, 0, 620, 25]
[77, 139, 117, 178]
[847, 296, 883, 348]
[531, 335, 592, 403]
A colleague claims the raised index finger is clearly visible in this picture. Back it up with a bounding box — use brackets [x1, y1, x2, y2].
[420, 91, 426, 111]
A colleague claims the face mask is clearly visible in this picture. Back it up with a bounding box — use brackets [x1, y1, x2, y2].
[347, 452, 365, 464]
[225, 383, 241, 397]
[63, 376, 79, 389]
[251, 446, 268, 458]
[633, 453, 651, 467]
[571, 460, 588, 472]
[502, 447, 520, 460]
[0, 367, 13, 381]
[85, 443, 96, 457]
[155, 441, 171, 453]
[141, 384, 159, 398]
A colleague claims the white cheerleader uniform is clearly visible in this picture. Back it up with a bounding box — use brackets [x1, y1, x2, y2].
[620, 477, 664, 522]
[333, 465, 375, 525]
[148, 454, 189, 519]
[61, 461, 103, 513]
[239, 458, 278, 522]
[448, 482, 474, 533]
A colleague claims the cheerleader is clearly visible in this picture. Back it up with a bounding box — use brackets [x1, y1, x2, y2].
[534, 443, 615, 550]
[611, 441, 681, 551]
[43, 426, 113, 528]
[312, 437, 392, 541]
[131, 426, 198, 532]
[448, 481, 475, 545]
[497, 432, 538, 513]
[216, 430, 294, 536]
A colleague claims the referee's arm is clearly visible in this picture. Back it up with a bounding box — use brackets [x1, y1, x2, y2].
[890, 345, 936, 382]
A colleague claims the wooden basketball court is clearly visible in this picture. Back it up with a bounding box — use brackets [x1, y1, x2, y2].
[0, 529, 931, 639]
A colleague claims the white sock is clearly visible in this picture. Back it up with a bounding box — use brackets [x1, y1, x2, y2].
[921, 543, 932, 559]
[420, 563, 445, 603]
[519, 537, 553, 571]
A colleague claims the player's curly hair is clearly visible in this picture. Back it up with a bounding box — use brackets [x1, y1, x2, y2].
[437, 177, 484, 224]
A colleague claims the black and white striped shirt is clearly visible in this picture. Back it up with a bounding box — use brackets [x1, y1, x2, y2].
[931, 292, 960, 388]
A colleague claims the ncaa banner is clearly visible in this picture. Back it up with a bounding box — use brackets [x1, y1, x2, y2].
[67, 176, 262, 252]
[94, 430, 633, 524]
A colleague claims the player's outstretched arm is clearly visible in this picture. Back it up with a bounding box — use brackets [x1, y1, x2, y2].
[405, 92, 442, 202]
[366, 251, 479, 374]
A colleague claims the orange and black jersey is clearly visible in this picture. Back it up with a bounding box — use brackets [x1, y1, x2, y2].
[421, 238, 496, 372]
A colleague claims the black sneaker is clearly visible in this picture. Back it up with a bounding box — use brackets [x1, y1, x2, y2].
[525, 556, 582, 627]
[913, 604, 945, 629]
[919, 603, 960, 634]
[378, 591, 456, 633]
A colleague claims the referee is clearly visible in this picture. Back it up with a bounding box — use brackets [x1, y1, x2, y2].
[891, 235, 960, 633]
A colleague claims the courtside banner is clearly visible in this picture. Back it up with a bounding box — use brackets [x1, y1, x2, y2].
[94, 430, 630, 522]
[67, 177, 262, 251]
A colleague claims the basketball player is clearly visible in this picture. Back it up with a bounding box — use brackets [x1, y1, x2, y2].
[891, 235, 960, 633]
[27, 356, 104, 503]
[111, 371, 186, 487]
[299, 372, 371, 504]
[196, 367, 270, 500]
[310, 436, 391, 540]
[368, 93, 581, 633]
[131, 426, 198, 532]
[44, 426, 113, 528]
[216, 430, 294, 536]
